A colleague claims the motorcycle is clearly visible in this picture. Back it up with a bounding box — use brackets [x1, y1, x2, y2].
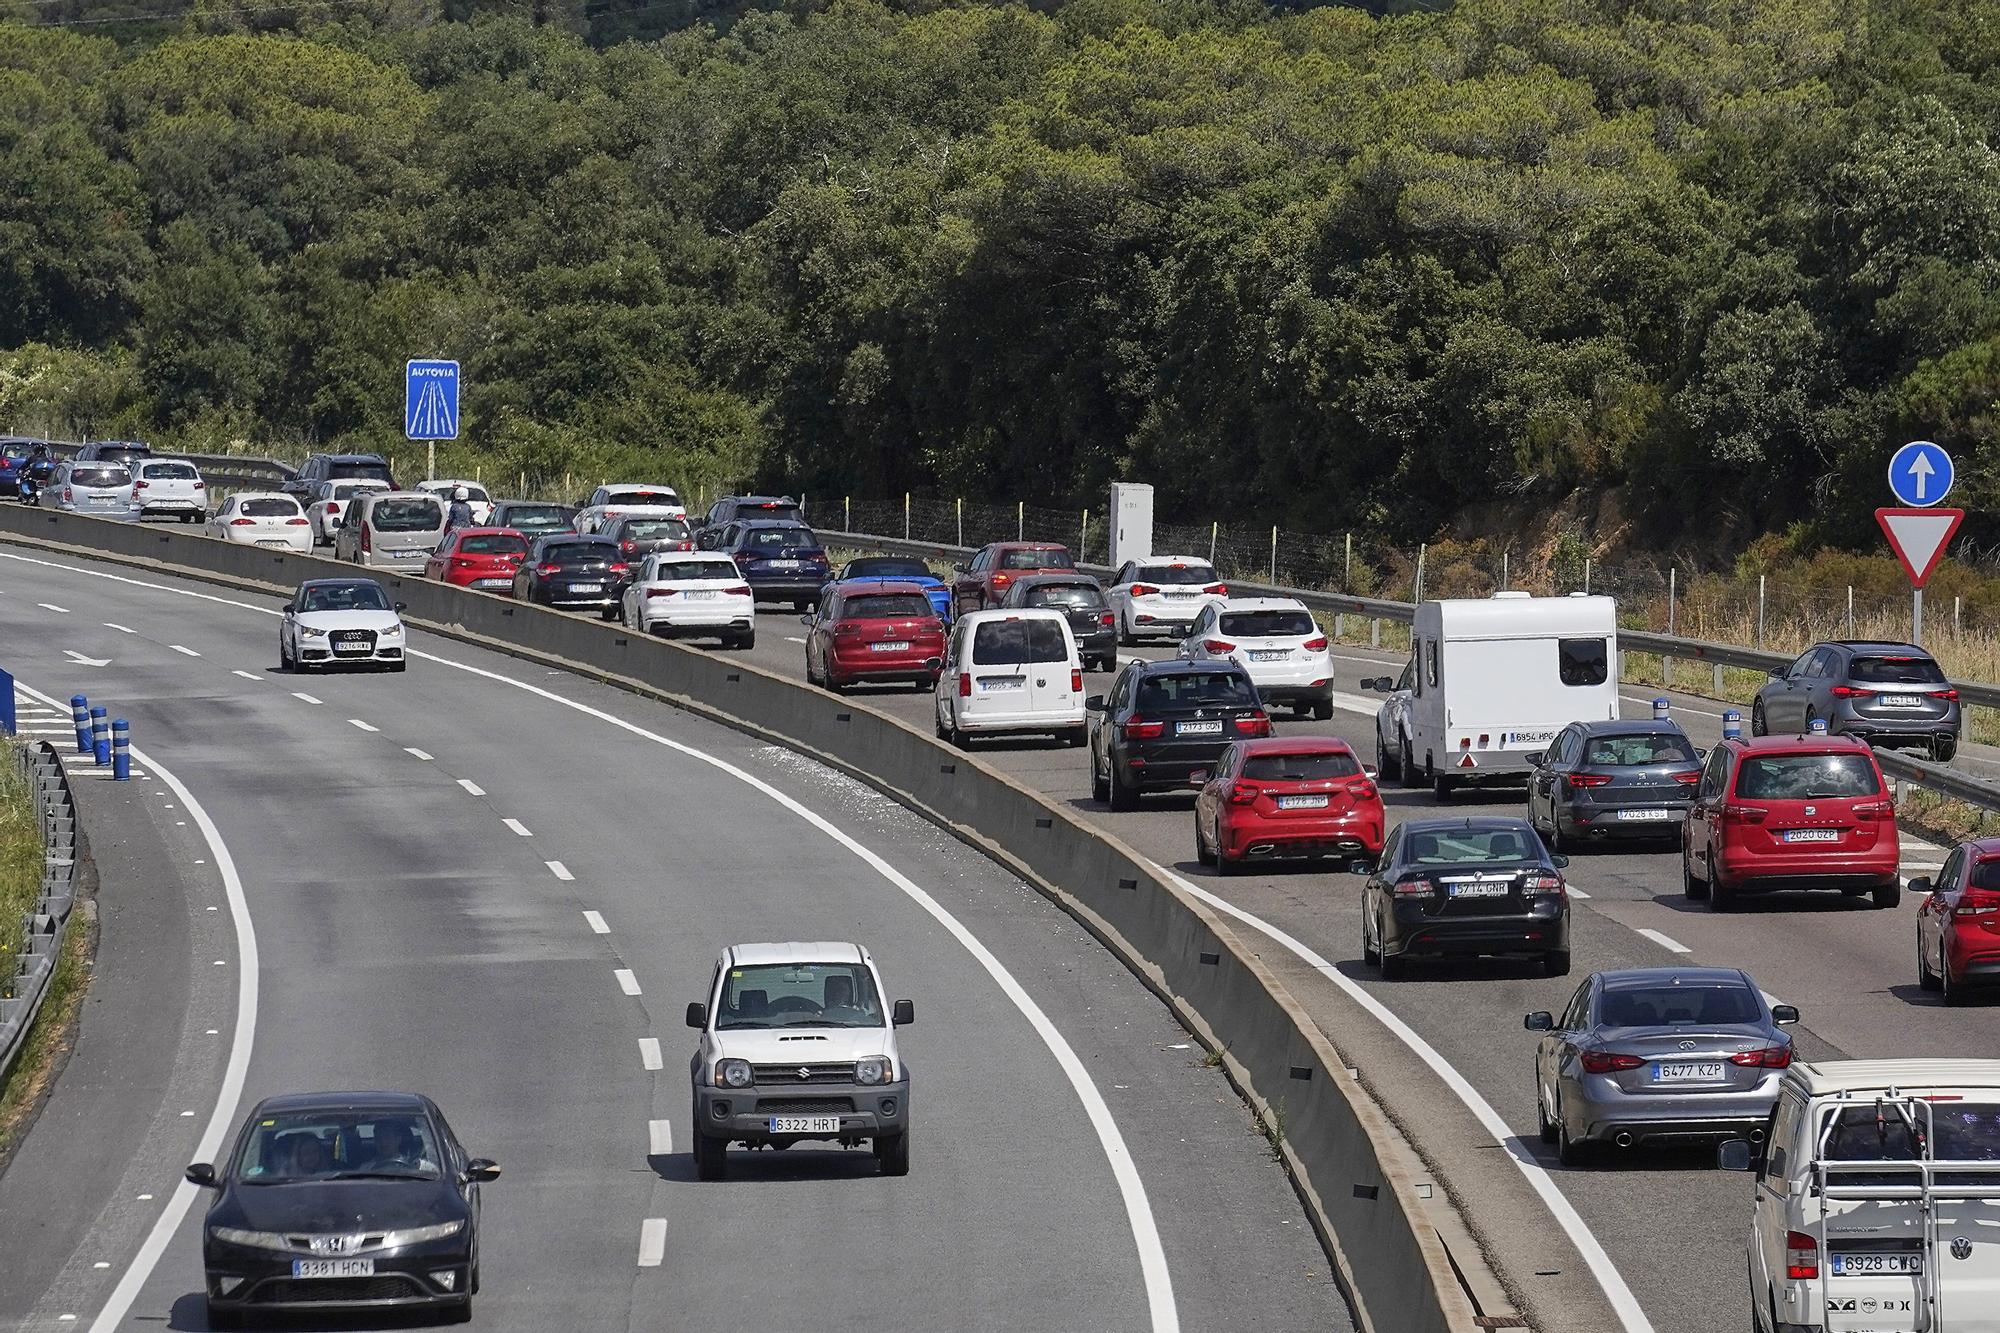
[18, 459, 53, 506]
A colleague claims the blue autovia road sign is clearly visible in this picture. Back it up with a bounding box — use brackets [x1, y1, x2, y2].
[1887, 439, 1953, 508]
[405, 359, 459, 440]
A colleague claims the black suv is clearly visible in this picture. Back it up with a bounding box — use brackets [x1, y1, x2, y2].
[76, 440, 153, 468]
[286, 452, 397, 501]
[1000, 574, 1117, 672]
[1087, 658, 1270, 809]
[709, 519, 831, 609]
[696, 495, 803, 541]
[1751, 639, 1963, 761]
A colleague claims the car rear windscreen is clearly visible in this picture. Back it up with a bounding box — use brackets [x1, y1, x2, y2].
[746, 527, 817, 551]
[622, 518, 691, 540]
[71, 466, 130, 486]
[1733, 753, 1881, 800]
[459, 533, 526, 556]
[1242, 752, 1361, 781]
[242, 498, 300, 517]
[330, 461, 394, 484]
[1584, 734, 1697, 766]
[502, 505, 573, 529]
[848, 558, 930, 579]
[972, 619, 1067, 664]
[1851, 655, 1948, 685]
[741, 500, 802, 521]
[1136, 563, 1215, 585]
[1820, 1105, 2000, 1161]
[371, 498, 442, 532]
[609, 489, 677, 506]
[1024, 583, 1105, 610]
[141, 462, 198, 480]
[547, 543, 612, 565]
[1001, 548, 1076, 571]
[1136, 671, 1256, 710]
[1403, 827, 1540, 866]
[655, 559, 737, 582]
[1220, 610, 1315, 637]
[1597, 984, 1760, 1027]
[331, 483, 383, 500]
[843, 594, 934, 620]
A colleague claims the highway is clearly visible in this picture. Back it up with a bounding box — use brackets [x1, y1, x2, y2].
[0, 548, 1352, 1333]
[732, 608, 1978, 1333]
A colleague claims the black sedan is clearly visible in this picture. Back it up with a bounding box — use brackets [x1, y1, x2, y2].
[1087, 658, 1270, 809]
[999, 574, 1117, 672]
[1359, 816, 1571, 978]
[1525, 719, 1702, 850]
[512, 534, 629, 618]
[189, 1091, 498, 1327]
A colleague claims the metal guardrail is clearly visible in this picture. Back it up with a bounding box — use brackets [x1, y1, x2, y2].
[0, 741, 78, 1083]
[36, 438, 297, 484]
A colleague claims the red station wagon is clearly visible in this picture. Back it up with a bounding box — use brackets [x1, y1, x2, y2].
[803, 580, 946, 693]
[424, 527, 529, 591]
[951, 542, 1079, 617]
[1915, 837, 2000, 1003]
[1681, 735, 1900, 912]
[1193, 737, 1385, 874]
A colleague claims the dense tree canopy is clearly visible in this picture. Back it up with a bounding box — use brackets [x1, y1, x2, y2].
[2, 0, 1999, 551]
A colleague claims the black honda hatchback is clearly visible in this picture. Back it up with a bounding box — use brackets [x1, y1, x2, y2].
[189, 1091, 498, 1327]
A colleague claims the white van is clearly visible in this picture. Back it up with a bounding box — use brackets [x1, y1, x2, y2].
[935, 609, 1085, 747]
[1730, 1058, 2000, 1333]
[1363, 592, 1620, 799]
[335, 490, 449, 571]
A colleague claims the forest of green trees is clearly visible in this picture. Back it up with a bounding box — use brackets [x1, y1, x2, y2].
[2, 0, 1998, 550]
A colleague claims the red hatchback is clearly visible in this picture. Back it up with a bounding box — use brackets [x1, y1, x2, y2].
[1915, 838, 2000, 1003]
[804, 580, 946, 692]
[1682, 735, 1900, 911]
[423, 527, 530, 591]
[1193, 737, 1385, 873]
[951, 542, 1079, 616]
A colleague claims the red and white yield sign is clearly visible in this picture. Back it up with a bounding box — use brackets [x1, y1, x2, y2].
[1876, 507, 1965, 588]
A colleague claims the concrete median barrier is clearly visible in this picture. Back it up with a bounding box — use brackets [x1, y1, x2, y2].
[0, 505, 1482, 1333]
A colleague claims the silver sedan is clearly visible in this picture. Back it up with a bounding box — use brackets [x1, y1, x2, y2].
[1525, 966, 1799, 1165]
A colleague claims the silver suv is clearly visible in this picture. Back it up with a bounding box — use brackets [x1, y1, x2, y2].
[1752, 640, 1962, 762]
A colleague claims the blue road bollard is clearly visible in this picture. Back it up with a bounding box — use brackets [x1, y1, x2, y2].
[73, 694, 91, 753]
[1808, 717, 1829, 735]
[0, 667, 13, 737]
[90, 705, 109, 765]
[1722, 710, 1741, 740]
[112, 718, 130, 781]
[1652, 696, 1670, 721]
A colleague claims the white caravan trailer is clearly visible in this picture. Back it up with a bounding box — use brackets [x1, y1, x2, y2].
[1365, 592, 1620, 800]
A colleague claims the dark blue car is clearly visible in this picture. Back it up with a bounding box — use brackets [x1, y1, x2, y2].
[824, 556, 952, 623]
[0, 439, 38, 498]
[711, 519, 833, 610]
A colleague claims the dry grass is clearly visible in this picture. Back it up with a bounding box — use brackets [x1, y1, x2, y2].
[0, 746, 43, 987]
[0, 896, 93, 1166]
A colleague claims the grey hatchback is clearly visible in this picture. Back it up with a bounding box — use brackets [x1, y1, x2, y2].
[1525, 720, 1702, 850]
[1752, 640, 1961, 761]
[1526, 966, 1799, 1165]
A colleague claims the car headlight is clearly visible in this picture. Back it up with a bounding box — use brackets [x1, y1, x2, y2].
[380, 625, 404, 639]
[716, 1058, 753, 1088]
[855, 1056, 894, 1085]
[298, 626, 328, 638]
[210, 1227, 293, 1251]
[381, 1220, 464, 1246]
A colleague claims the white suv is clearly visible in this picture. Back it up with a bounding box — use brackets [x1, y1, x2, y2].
[687, 942, 913, 1181]
[1177, 597, 1335, 719]
[1106, 555, 1226, 644]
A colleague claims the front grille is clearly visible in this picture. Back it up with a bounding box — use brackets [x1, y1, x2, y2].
[756, 1097, 857, 1115]
[751, 1063, 855, 1084]
[330, 629, 376, 652]
[253, 1275, 427, 1303]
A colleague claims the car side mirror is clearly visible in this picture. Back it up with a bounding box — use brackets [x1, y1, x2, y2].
[394, 601, 407, 612]
[1187, 769, 1209, 788]
[1772, 1004, 1800, 1026]
[799, 614, 813, 626]
[1550, 854, 1570, 869]
[893, 999, 914, 1027]
[685, 1002, 708, 1029]
[1907, 876, 1932, 898]
[1362, 766, 1378, 781]
[1695, 747, 1708, 759]
[1084, 696, 1105, 712]
[1523, 1011, 1554, 1031]
[1767, 667, 1786, 680]
[1717, 1139, 1754, 1172]
[461, 1158, 501, 1183]
[1358, 677, 1380, 692]
[184, 1162, 219, 1188]
[952, 564, 968, 574]
[1523, 751, 1544, 766]
[1348, 861, 1373, 875]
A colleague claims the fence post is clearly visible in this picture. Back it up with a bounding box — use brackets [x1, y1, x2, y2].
[1714, 662, 1725, 695]
[1757, 575, 1766, 648]
[1344, 533, 1352, 590]
[1080, 509, 1089, 557]
[956, 497, 963, 548]
[1371, 618, 1381, 648]
[1209, 521, 1218, 565]
[845, 496, 851, 531]
[1018, 501, 1023, 541]
[1416, 543, 1427, 602]
[1956, 595, 1962, 635]
[1501, 549, 1509, 591]
[1583, 557, 1591, 595]
[1269, 526, 1277, 583]
[904, 492, 911, 540]
[72, 695, 90, 753]
[1847, 585, 1854, 638]
[1664, 567, 1677, 688]
[90, 706, 109, 766]
[112, 718, 130, 781]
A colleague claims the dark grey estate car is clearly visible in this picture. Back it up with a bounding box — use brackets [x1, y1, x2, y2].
[1751, 640, 1961, 761]
[1000, 574, 1117, 672]
[1526, 720, 1702, 850]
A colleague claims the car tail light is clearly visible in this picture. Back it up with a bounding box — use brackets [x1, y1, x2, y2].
[133, 479, 148, 490]
[835, 621, 862, 638]
[992, 572, 1012, 587]
[1122, 719, 1165, 740]
[1852, 799, 1894, 818]
[1829, 685, 1874, 697]
[1099, 612, 1114, 626]
[646, 588, 677, 599]
[285, 517, 309, 526]
[360, 524, 371, 552]
[1954, 889, 2000, 917]
[1303, 635, 1329, 650]
[608, 562, 629, 574]
[620, 540, 637, 554]
[727, 585, 750, 595]
[537, 563, 562, 576]
[1566, 773, 1612, 791]
[61, 488, 71, 502]
[1940, 688, 1961, 701]
[677, 541, 695, 551]
[1129, 583, 1159, 596]
[1393, 877, 1434, 897]
[1671, 770, 1701, 785]
[958, 673, 972, 698]
[1204, 583, 1228, 595]
[326, 502, 339, 513]
[451, 557, 472, 569]
[1227, 782, 1260, 805]
[1579, 1051, 1645, 1074]
[1349, 779, 1378, 801]
[1785, 1230, 1818, 1280]
[1070, 670, 1082, 692]
[1234, 713, 1271, 737]
[1524, 872, 1565, 896]
[1730, 1045, 1793, 1069]
[1720, 802, 1768, 824]
[193, 480, 205, 489]
[1203, 639, 1236, 654]
[228, 517, 254, 526]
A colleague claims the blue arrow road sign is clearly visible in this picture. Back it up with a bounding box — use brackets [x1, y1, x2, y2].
[405, 359, 459, 440]
[1887, 439, 1953, 508]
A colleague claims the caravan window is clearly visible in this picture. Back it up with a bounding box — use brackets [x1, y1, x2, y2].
[1559, 638, 1608, 687]
[1425, 640, 1439, 689]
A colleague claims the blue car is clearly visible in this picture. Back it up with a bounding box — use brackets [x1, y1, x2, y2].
[0, 439, 37, 498]
[826, 556, 952, 624]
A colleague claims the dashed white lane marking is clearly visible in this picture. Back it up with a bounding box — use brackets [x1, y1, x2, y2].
[457, 779, 485, 796]
[615, 969, 642, 996]
[637, 1217, 667, 1267]
[103, 623, 134, 633]
[649, 1119, 673, 1155]
[548, 861, 574, 882]
[347, 719, 378, 733]
[502, 818, 532, 837]
[36, 602, 69, 613]
[1636, 928, 1692, 955]
[169, 644, 200, 657]
[404, 747, 432, 761]
[1567, 886, 1592, 899]
[638, 1038, 663, 1070]
[291, 692, 320, 704]
[785, 636, 806, 643]
[230, 670, 261, 680]
[582, 910, 609, 934]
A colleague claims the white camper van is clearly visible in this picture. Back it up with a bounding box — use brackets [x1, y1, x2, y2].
[1364, 592, 1620, 799]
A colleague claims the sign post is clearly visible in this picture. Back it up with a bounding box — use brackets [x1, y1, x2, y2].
[405, 359, 460, 481]
[1883, 441, 1959, 645]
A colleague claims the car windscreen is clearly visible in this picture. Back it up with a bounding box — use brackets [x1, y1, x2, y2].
[1597, 984, 1761, 1028]
[1024, 583, 1105, 610]
[300, 583, 391, 612]
[653, 559, 737, 582]
[500, 505, 574, 530]
[1732, 753, 1881, 800]
[1241, 752, 1360, 781]
[241, 498, 300, 517]
[330, 461, 394, 484]
[1135, 563, 1214, 585]
[232, 1110, 442, 1182]
[1220, 610, 1315, 637]
[1002, 548, 1076, 571]
[1402, 827, 1541, 866]
[458, 533, 526, 556]
[545, 542, 612, 565]
[847, 558, 930, 579]
[1820, 1105, 2000, 1162]
[620, 518, 691, 540]
[370, 498, 442, 532]
[1850, 655, 1948, 686]
[140, 462, 198, 480]
[71, 466, 129, 487]
[1584, 733, 1697, 766]
[971, 618, 1067, 664]
[745, 526, 817, 552]
[717, 962, 884, 1030]
[1135, 671, 1256, 710]
[842, 594, 934, 619]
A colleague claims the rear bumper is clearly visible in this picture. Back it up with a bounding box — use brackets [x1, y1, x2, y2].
[1385, 908, 1568, 957]
[1555, 801, 1691, 838]
[830, 650, 941, 681]
[1565, 1074, 1781, 1143]
[958, 704, 1086, 733]
[747, 578, 829, 602]
[643, 609, 755, 632]
[1713, 850, 1898, 892]
[1221, 815, 1382, 859]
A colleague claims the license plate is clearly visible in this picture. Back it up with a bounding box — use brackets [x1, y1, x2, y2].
[1278, 794, 1329, 809]
[1177, 720, 1223, 736]
[1250, 650, 1290, 661]
[291, 1258, 374, 1278]
[474, 578, 510, 588]
[768, 1115, 840, 1134]
[568, 582, 602, 593]
[90, 496, 117, 506]
[255, 539, 290, 547]
[980, 677, 1023, 691]
[871, 641, 909, 653]
[1505, 730, 1557, 746]
[768, 559, 801, 569]
[1782, 828, 1840, 842]
[332, 642, 369, 655]
[1447, 881, 1509, 898]
[1652, 1061, 1724, 1082]
[1165, 590, 1197, 599]
[1831, 1252, 1924, 1276]
[1618, 808, 1677, 822]
[685, 590, 719, 600]
[1879, 695, 1924, 709]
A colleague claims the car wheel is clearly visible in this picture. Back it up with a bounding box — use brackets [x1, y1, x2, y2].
[1108, 761, 1140, 811]
[204, 1301, 247, 1330]
[391, 660, 407, 673]
[1711, 873, 1737, 912]
[442, 1297, 473, 1324]
[1556, 1109, 1591, 1168]
[1312, 695, 1334, 721]
[1376, 732, 1396, 781]
[1919, 931, 1942, 992]
[876, 1129, 910, 1176]
[919, 673, 940, 694]
[1378, 938, 1406, 980]
[1682, 850, 1709, 900]
[1943, 953, 1967, 1006]
[1935, 735, 1960, 763]
[1399, 736, 1422, 789]
[1196, 817, 1216, 867]
[694, 1130, 728, 1182]
[1361, 908, 1380, 967]
[1091, 750, 1111, 804]
[1536, 1081, 1558, 1145]
[1751, 698, 1767, 737]
[935, 707, 951, 742]
[1216, 842, 1242, 875]
[1432, 769, 1454, 801]
[1873, 880, 1902, 910]
[1544, 814, 1564, 854]
[278, 635, 294, 672]
[1118, 613, 1138, 647]
[1543, 949, 1571, 978]
[1064, 725, 1087, 748]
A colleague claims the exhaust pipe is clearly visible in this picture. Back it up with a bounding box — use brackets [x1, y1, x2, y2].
[1614, 1132, 1634, 1149]
[1750, 1128, 1766, 1144]
[925, 657, 943, 671]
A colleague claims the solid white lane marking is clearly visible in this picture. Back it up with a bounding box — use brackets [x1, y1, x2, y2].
[1167, 868, 1651, 1333]
[1636, 928, 1692, 955]
[37, 602, 69, 613]
[582, 910, 609, 933]
[404, 747, 432, 761]
[649, 1119, 672, 1155]
[291, 692, 320, 704]
[637, 1217, 667, 1267]
[1567, 886, 1591, 899]
[347, 718, 378, 733]
[502, 817, 532, 837]
[169, 644, 200, 657]
[103, 623, 134, 633]
[230, 670, 261, 680]
[638, 1038, 663, 1070]
[457, 778, 485, 796]
[548, 861, 574, 882]
[615, 968, 642, 996]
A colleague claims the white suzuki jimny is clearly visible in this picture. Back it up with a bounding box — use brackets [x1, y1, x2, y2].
[687, 941, 913, 1181]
